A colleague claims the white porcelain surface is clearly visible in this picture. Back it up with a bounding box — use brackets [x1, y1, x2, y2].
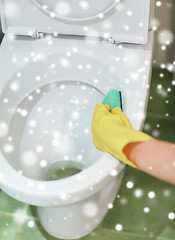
[0, 0, 151, 44]
[0, 28, 153, 238]
[8, 81, 105, 180]
[32, 0, 117, 22]
[37, 172, 124, 239]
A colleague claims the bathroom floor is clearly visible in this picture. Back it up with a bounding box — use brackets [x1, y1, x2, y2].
[0, 67, 175, 240]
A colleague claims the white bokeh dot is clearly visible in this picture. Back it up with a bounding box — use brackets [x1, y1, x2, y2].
[156, 1, 162, 7]
[110, 169, 118, 176]
[80, 1, 89, 9]
[157, 84, 162, 89]
[158, 30, 174, 45]
[56, 2, 71, 16]
[126, 181, 134, 189]
[148, 191, 155, 199]
[36, 145, 44, 153]
[29, 120, 36, 127]
[115, 224, 123, 231]
[40, 160, 48, 168]
[3, 143, 14, 153]
[52, 139, 59, 146]
[168, 212, 175, 220]
[38, 183, 45, 191]
[27, 220, 35, 228]
[83, 202, 98, 218]
[126, 10, 133, 16]
[27, 181, 34, 188]
[0, 122, 8, 137]
[22, 150, 37, 166]
[20, 109, 28, 117]
[134, 189, 143, 198]
[10, 81, 19, 91]
[144, 207, 150, 213]
[108, 203, 113, 209]
[60, 58, 70, 68]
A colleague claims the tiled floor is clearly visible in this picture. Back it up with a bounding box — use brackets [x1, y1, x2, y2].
[0, 67, 175, 240]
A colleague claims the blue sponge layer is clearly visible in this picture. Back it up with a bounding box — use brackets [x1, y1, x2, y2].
[102, 89, 122, 112]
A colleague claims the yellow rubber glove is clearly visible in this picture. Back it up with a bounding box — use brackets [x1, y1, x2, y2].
[91, 103, 153, 169]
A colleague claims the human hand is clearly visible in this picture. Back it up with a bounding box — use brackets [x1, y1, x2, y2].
[91, 103, 152, 168]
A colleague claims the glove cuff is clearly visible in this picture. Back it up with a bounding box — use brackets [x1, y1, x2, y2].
[122, 133, 153, 169]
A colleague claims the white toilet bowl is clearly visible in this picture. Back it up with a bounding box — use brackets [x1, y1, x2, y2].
[0, 149, 124, 239]
[0, 0, 154, 238]
[0, 37, 128, 238]
[0, 33, 153, 238]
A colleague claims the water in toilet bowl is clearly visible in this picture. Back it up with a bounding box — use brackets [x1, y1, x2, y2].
[45, 160, 86, 181]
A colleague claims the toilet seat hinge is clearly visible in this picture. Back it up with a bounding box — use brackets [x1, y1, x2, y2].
[6, 28, 121, 46]
[6, 27, 44, 39]
[102, 37, 120, 47]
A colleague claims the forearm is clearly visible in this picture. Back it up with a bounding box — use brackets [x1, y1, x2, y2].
[123, 139, 175, 185]
[92, 104, 175, 184]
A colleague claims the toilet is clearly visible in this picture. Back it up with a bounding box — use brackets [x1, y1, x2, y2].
[0, 0, 154, 239]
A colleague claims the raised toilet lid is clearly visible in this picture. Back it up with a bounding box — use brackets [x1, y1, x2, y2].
[0, 0, 151, 44]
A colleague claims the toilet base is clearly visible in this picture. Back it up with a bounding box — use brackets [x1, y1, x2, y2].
[37, 171, 124, 239]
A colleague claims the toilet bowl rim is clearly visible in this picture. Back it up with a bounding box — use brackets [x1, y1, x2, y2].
[0, 151, 125, 207]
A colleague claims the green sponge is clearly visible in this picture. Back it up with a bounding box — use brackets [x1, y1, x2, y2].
[102, 89, 122, 112]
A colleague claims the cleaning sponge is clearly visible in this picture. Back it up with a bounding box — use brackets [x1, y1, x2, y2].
[102, 89, 122, 112]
